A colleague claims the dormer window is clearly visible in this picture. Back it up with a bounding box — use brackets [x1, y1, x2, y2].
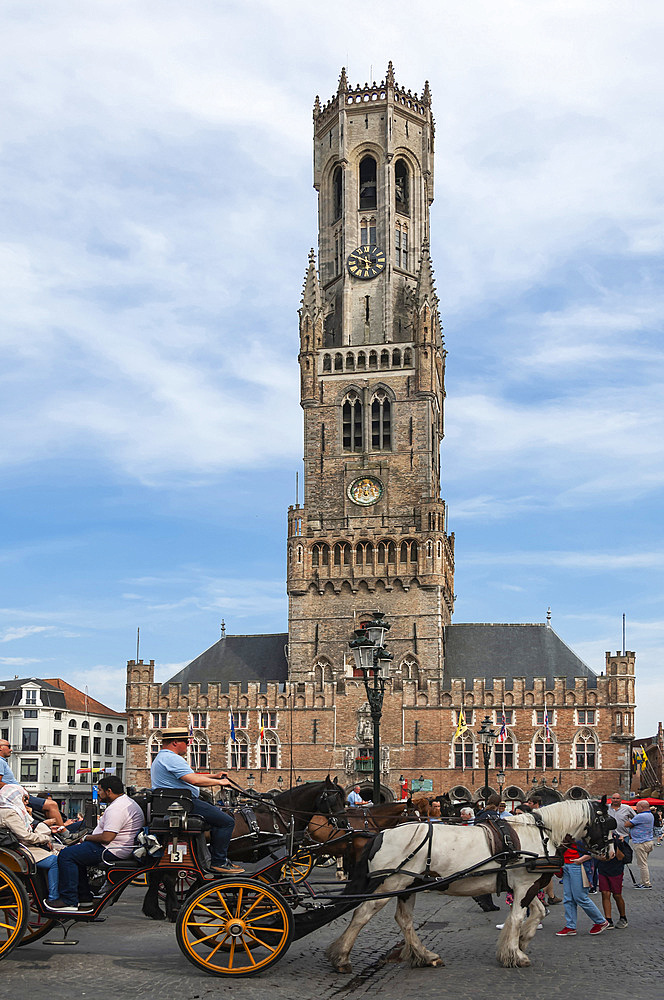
[24, 689, 37, 705]
[359, 156, 377, 210]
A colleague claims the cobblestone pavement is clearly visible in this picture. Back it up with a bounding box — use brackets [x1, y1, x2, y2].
[5, 854, 664, 1000]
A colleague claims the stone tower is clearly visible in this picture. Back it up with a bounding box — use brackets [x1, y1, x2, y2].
[287, 64, 455, 684]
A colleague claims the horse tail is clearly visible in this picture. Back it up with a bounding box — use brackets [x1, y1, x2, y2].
[342, 831, 383, 897]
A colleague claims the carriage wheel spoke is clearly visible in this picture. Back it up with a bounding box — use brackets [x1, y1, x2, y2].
[186, 921, 225, 927]
[247, 908, 282, 923]
[188, 927, 227, 946]
[205, 934, 231, 962]
[233, 886, 244, 918]
[213, 890, 234, 919]
[241, 937, 258, 966]
[227, 937, 236, 969]
[244, 929, 279, 953]
[0, 922, 16, 930]
[198, 901, 229, 920]
[239, 892, 267, 921]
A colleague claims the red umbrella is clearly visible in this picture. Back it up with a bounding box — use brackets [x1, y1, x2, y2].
[623, 797, 664, 806]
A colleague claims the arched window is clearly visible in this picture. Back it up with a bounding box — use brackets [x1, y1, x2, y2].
[81, 720, 89, 729]
[334, 542, 350, 565]
[69, 719, 77, 728]
[230, 733, 249, 770]
[332, 165, 342, 221]
[342, 391, 363, 452]
[189, 734, 209, 770]
[533, 730, 555, 769]
[359, 155, 377, 210]
[117, 725, 124, 734]
[312, 542, 329, 567]
[392, 349, 401, 366]
[403, 348, 412, 366]
[105, 724, 113, 732]
[369, 350, 378, 369]
[260, 733, 279, 770]
[454, 734, 474, 770]
[387, 541, 396, 563]
[400, 541, 409, 563]
[371, 391, 391, 450]
[360, 216, 377, 245]
[323, 354, 331, 372]
[410, 541, 418, 561]
[380, 350, 389, 368]
[334, 353, 343, 371]
[357, 351, 366, 370]
[94, 722, 102, 731]
[356, 541, 373, 566]
[575, 731, 597, 769]
[149, 733, 162, 765]
[377, 542, 386, 564]
[395, 158, 409, 215]
[345, 352, 355, 370]
[494, 735, 515, 769]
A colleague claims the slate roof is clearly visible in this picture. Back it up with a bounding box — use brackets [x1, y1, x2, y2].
[0, 677, 124, 714]
[443, 623, 598, 688]
[163, 633, 289, 694]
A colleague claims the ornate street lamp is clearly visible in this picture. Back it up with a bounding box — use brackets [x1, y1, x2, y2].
[496, 770, 505, 796]
[277, 775, 284, 790]
[349, 611, 392, 804]
[246, 772, 255, 789]
[477, 715, 497, 803]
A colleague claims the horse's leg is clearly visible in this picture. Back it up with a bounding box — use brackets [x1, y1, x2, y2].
[394, 893, 444, 968]
[326, 874, 412, 974]
[496, 881, 531, 968]
[142, 871, 165, 920]
[518, 895, 545, 951]
[164, 873, 179, 923]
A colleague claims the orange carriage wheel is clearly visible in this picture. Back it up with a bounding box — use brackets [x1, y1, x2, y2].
[280, 853, 314, 884]
[17, 885, 55, 946]
[176, 877, 292, 977]
[0, 866, 29, 959]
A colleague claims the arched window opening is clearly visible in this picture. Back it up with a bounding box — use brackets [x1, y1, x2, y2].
[380, 350, 389, 368]
[345, 352, 355, 370]
[332, 165, 342, 221]
[365, 542, 373, 563]
[355, 544, 363, 566]
[296, 545, 303, 563]
[230, 734, 249, 770]
[360, 216, 377, 245]
[357, 351, 366, 370]
[403, 348, 412, 366]
[334, 353, 343, 371]
[371, 391, 391, 450]
[94, 722, 101, 731]
[426, 540, 433, 557]
[342, 391, 363, 452]
[387, 542, 396, 563]
[149, 734, 162, 765]
[323, 354, 331, 372]
[189, 734, 209, 770]
[392, 349, 401, 366]
[395, 158, 409, 216]
[410, 541, 418, 561]
[312, 543, 329, 567]
[395, 221, 409, 269]
[454, 734, 474, 769]
[400, 541, 409, 563]
[494, 737, 514, 769]
[575, 732, 597, 769]
[369, 350, 378, 369]
[437, 540, 442, 558]
[377, 542, 386, 564]
[334, 542, 350, 566]
[359, 155, 377, 210]
[260, 734, 279, 770]
[534, 731, 554, 769]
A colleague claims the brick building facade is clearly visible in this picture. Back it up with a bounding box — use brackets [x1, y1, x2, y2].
[125, 65, 636, 803]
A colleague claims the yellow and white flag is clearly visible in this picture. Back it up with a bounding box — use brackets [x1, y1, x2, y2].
[453, 707, 468, 742]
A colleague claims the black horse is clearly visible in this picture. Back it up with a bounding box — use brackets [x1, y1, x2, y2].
[142, 777, 346, 921]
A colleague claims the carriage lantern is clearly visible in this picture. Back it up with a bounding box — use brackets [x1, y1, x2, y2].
[496, 770, 505, 792]
[477, 716, 497, 804]
[167, 801, 186, 830]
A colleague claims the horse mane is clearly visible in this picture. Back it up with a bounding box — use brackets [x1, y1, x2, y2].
[509, 799, 593, 845]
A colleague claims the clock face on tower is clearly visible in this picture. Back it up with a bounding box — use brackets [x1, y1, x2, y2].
[347, 244, 386, 280]
[347, 476, 383, 506]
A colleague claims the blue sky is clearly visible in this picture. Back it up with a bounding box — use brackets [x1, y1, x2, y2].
[1, 1, 663, 735]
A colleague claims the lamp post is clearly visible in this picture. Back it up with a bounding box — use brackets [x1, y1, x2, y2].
[497, 770, 505, 798]
[349, 611, 393, 805]
[477, 716, 497, 803]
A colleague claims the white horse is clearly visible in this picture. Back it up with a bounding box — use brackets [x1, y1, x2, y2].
[326, 798, 614, 973]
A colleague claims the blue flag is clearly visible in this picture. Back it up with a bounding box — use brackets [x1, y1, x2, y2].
[229, 708, 236, 741]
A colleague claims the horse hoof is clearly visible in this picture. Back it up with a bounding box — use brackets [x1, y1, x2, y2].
[517, 956, 531, 968]
[430, 958, 445, 967]
[335, 963, 352, 974]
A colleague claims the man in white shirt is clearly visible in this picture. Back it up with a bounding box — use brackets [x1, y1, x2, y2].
[608, 793, 635, 838]
[48, 775, 144, 912]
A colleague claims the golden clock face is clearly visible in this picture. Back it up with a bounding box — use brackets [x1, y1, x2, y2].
[347, 244, 386, 280]
[347, 476, 383, 506]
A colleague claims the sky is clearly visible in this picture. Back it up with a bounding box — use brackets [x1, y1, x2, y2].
[1, 1, 663, 734]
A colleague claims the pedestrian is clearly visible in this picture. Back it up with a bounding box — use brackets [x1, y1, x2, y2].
[607, 792, 635, 838]
[498, 800, 513, 818]
[555, 839, 609, 936]
[625, 800, 655, 889]
[347, 784, 363, 806]
[597, 835, 632, 928]
[651, 807, 663, 845]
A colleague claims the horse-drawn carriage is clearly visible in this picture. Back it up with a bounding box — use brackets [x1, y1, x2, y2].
[0, 787, 616, 978]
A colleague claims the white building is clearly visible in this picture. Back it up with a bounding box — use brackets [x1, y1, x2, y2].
[0, 677, 127, 818]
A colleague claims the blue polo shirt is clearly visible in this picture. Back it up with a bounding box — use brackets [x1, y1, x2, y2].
[151, 749, 199, 798]
[629, 811, 654, 843]
[0, 758, 18, 785]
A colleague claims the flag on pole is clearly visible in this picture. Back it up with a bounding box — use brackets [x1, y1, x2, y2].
[544, 708, 552, 742]
[229, 708, 236, 742]
[188, 711, 194, 739]
[259, 713, 265, 742]
[453, 707, 468, 742]
[188, 711, 198, 769]
[497, 705, 507, 743]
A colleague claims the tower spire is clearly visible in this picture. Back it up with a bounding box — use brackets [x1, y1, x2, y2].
[301, 248, 321, 313]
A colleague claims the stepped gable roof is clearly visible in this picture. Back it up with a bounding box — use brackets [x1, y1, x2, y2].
[43, 678, 125, 717]
[163, 633, 289, 694]
[444, 623, 598, 689]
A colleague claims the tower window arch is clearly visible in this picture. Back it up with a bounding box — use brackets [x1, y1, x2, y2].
[403, 348, 412, 366]
[332, 165, 342, 221]
[311, 542, 329, 567]
[368, 350, 378, 369]
[380, 350, 390, 368]
[395, 158, 410, 215]
[359, 155, 377, 210]
[334, 542, 351, 565]
[392, 349, 401, 367]
[345, 352, 355, 370]
[395, 222, 409, 269]
[357, 351, 366, 370]
[574, 730, 597, 769]
[371, 390, 391, 451]
[334, 353, 343, 371]
[323, 354, 331, 372]
[342, 391, 363, 452]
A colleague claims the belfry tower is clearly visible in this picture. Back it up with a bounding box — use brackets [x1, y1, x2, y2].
[287, 64, 455, 683]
